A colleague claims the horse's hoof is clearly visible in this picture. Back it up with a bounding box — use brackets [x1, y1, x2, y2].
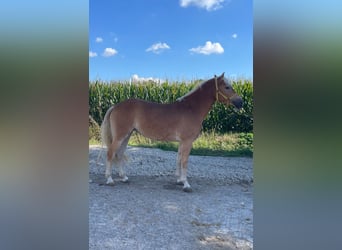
[106, 176, 114, 186]
[120, 176, 129, 183]
[176, 181, 183, 186]
[183, 187, 193, 193]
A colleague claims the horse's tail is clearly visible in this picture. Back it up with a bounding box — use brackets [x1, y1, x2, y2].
[96, 106, 115, 166]
[101, 106, 115, 149]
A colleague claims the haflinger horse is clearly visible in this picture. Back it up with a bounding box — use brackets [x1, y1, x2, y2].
[100, 72, 243, 192]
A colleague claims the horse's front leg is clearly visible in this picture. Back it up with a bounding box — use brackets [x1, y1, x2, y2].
[175, 147, 181, 181]
[177, 141, 193, 192]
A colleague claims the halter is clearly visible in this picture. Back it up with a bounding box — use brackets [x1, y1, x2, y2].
[215, 76, 229, 102]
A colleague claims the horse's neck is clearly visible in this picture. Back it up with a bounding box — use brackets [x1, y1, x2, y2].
[183, 81, 215, 121]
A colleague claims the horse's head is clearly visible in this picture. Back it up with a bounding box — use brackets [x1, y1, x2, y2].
[214, 73, 243, 109]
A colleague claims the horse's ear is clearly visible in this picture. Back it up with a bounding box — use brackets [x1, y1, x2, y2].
[219, 72, 225, 78]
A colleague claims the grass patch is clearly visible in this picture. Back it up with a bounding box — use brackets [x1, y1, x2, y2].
[89, 130, 253, 157]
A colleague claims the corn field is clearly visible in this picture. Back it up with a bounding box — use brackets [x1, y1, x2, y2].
[89, 79, 253, 133]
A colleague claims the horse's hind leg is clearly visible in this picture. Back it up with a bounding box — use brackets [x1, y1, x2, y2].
[105, 139, 123, 185]
[105, 135, 126, 185]
[105, 133, 131, 185]
[115, 133, 131, 183]
[105, 144, 117, 185]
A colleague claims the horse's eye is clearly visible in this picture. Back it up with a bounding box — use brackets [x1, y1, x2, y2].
[225, 86, 230, 90]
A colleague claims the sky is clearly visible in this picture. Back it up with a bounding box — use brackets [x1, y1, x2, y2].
[89, 0, 253, 82]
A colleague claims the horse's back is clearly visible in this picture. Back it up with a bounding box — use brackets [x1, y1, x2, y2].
[114, 98, 177, 116]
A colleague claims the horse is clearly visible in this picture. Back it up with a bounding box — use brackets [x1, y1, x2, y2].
[100, 72, 243, 192]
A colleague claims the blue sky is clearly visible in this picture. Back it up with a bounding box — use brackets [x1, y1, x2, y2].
[89, 0, 252, 81]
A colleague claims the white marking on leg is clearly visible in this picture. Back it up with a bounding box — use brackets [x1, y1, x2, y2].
[121, 176, 129, 182]
[178, 141, 193, 192]
[116, 155, 129, 183]
[180, 168, 187, 183]
[106, 176, 114, 185]
[182, 180, 192, 192]
[183, 180, 191, 189]
[105, 160, 112, 178]
[117, 163, 125, 177]
[105, 159, 114, 185]
[175, 156, 181, 177]
[176, 156, 183, 184]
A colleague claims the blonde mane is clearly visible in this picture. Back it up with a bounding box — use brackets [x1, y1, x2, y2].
[176, 79, 208, 102]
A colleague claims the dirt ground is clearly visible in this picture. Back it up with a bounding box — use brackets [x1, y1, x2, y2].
[89, 146, 253, 250]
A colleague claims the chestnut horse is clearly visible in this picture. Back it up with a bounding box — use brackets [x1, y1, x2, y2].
[100, 73, 243, 192]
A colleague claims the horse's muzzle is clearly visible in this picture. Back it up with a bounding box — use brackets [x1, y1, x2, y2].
[231, 97, 243, 109]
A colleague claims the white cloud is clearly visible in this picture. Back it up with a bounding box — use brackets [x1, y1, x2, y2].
[102, 48, 118, 57]
[232, 33, 238, 39]
[89, 51, 97, 58]
[131, 74, 165, 83]
[95, 37, 103, 43]
[189, 41, 224, 55]
[146, 42, 170, 54]
[180, 0, 225, 11]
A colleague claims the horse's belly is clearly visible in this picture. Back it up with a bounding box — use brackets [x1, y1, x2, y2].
[134, 109, 200, 142]
[136, 126, 180, 142]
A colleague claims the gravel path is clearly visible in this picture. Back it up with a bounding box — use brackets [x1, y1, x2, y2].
[89, 146, 253, 250]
